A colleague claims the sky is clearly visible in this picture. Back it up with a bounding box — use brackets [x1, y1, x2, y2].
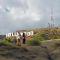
[0, 0, 60, 34]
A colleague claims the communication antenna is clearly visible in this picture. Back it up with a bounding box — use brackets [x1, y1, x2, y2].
[48, 22, 50, 28]
[51, 7, 54, 28]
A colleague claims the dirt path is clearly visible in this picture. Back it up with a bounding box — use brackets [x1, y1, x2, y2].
[0, 40, 60, 60]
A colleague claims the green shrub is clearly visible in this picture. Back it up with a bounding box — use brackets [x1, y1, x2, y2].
[5, 37, 13, 42]
[27, 40, 41, 46]
[54, 42, 60, 48]
[32, 33, 44, 41]
[26, 32, 44, 46]
[0, 38, 12, 46]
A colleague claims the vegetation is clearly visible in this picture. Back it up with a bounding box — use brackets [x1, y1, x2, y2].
[0, 37, 12, 46]
[0, 28, 60, 60]
[27, 39, 41, 46]
[0, 28, 60, 46]
[26, 32, 44, 46]
[0, 40, 60, 60]
[33, 28, 60, 40]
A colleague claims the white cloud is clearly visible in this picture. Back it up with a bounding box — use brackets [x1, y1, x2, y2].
[0, 0, 42, 34]
[9, 6, 41, 22]
[0, 0, 59, 34]
[0, 5, 2, 9]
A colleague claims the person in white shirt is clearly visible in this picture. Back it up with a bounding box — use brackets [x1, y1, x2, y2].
[16, 32, 21, 46]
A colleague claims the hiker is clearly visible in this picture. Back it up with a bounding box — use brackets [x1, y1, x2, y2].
[22, 33, 26, 44]
[13, 36, 17, 45]
[16, 32, 21, 46]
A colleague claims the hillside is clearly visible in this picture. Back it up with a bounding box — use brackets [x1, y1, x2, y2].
[0, 39, 60, 60]
[0, 27, 60, 60]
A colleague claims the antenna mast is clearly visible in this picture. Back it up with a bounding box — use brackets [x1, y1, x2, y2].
[51, 7, 54, 28]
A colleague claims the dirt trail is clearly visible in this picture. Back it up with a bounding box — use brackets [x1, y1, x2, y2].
[0, 42, 60, 60]
[0, 45, 49, 60]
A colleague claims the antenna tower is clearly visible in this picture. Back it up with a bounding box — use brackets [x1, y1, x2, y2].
[51, 8, 54, 28]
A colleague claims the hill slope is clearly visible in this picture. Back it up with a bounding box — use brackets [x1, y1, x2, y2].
[0, 39, 60, 60]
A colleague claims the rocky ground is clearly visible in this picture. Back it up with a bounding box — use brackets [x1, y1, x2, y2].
[0, 40, 60, 60]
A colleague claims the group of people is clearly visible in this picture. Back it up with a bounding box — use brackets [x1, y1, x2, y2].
[14, 33, 26, 46]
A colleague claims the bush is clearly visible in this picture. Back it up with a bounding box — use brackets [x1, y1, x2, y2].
[26, 32, 44, 46]
[32, 33, 44, 41]
[27, 40, 41, 46]
[54, 42, 60, 48]
[0, 38, 12, 46]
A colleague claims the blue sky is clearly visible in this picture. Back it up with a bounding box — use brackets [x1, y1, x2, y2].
[0, 0, 60, 34]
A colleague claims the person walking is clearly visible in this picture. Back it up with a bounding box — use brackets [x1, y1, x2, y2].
[22, 33, 26, 44]
[16, 32, 21, 46]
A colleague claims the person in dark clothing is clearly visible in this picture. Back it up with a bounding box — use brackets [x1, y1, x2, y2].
[22, 33, 26, 44]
